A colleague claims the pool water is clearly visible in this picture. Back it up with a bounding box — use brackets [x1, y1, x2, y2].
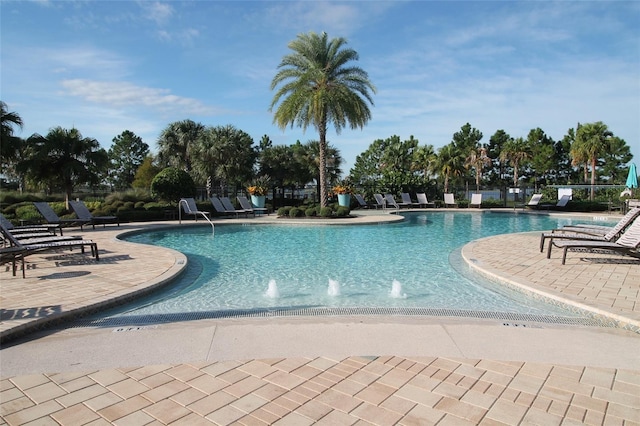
[109, 212, 598, 318]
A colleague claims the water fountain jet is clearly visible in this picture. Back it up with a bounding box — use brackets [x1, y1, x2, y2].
[328, 279, 341, 296]
[265, 279, 280, 298]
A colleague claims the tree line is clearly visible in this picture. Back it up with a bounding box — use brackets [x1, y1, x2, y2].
[0, 100, 634, 205]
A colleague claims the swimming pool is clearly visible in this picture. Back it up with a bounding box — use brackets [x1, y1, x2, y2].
[103, 211, 601, 320]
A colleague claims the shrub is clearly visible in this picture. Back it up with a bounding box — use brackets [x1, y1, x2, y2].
[320, 207, 333, 217]
[150, 167, 196, 203]
[289, 207, 303, 217]
[277, 207, 291, 217]
[305, 207, 316, 217]
[335, 206, 350, 217]
[134, 201, 145, 209]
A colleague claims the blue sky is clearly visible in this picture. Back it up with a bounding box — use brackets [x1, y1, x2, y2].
[2, 1, 639, 174]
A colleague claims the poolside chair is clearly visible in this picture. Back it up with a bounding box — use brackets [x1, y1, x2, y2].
[354, 194, 374, 209]
[373, 194, 386, 209]
[444, 193, 458, 208]
[69, 200, 119, 229]
[541, 208, 640, 254]
[549, 217, 640, 265]
[220, 197, 252, 217]
[384, 194, 401, 210]
[1, 224, 99, 277]
[401, 193, 419, 208]
[179, 198, 212, 221]
[34, 202, 90, 232]
[556, 208, 640, 237]
[0, 212, 62, 236]
[469, 194, 482, 208]
[238, 196, 267, 215]
[416, 193, 435, 208]
[553, 194, 571, 210]
[210, 196, 241, 217]
[517, 194, 543, 210]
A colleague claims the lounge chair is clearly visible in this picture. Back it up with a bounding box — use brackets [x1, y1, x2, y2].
[69, 200, 119, 229]
[401, 193, 419, 208]
[517, 194, 543, 210]
[373, 194, 386, 209]
[0, 212, 62, 236]
[384, 194, 401, 209]
[556, 208, 640, 237]
[210, 196, 242, 217]
[1, 224, 99, 277]
[34, 202, 90, 231]
[221, 197, 252, 217]
[444, 193, 458, 208]
[554, 195, 571, 210]
[541, 208, 640, 253]
[179, 198, 212, 221]
[469, 194, 482, 208]
[416, 193, 435, 208]
[549, 217, 640, 265]
[354, 194, 374, 209]
[238, 196, 267, 215]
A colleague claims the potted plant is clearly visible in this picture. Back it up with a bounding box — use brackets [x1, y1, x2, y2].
[332, 180, 353, 207]
[248, 175, 270, 208]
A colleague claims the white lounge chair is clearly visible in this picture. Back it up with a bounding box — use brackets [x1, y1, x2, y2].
[541, 208, 640, 253]
[549, 217, 640, 264]
[416, 193, 435, 208]
[444, 193, 458, 208]
[517, 194, 543, 210]
[470, 194, 482, 208]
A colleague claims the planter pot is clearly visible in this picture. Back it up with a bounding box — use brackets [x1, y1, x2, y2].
[251, 195, 266, 208]
[337, 194, 351, 207]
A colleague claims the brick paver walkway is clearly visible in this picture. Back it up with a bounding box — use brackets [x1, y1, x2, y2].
[1, 211, 639, 425]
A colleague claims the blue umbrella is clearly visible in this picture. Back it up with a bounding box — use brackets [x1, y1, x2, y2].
[626, 163, 638, 189]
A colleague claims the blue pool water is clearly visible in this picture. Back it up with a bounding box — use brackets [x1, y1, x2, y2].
[107, 211, 601, 318]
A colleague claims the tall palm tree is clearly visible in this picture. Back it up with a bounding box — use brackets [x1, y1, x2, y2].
[19, 127, 108, 207]
[270, 31, 376, 207]
[465, 146, 491, 192]
[412, 144, 437, 180]
[1, 101, 24, 168]
[157, 119, 205, 173]
[500, 137, 531, 189]
[436, 143, 464, 194]
[572, 121, 613, 200]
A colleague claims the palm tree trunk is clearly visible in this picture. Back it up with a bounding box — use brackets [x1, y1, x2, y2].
[590, 157, 596, 200]
[318, 124, 328, 208]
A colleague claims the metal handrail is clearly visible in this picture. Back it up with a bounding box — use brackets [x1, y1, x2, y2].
[178, 199, 214, 234]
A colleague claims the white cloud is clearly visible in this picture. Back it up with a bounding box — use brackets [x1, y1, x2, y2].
[139, 1, 174, 25]
[60, 79, 221, 116]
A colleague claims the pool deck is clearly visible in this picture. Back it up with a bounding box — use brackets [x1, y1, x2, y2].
[1, 209, 639, 425]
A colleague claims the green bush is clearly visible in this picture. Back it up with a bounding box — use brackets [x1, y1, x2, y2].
[150, 167, 196, 203]
[335, 206, 350, 217]
[277, 207, 291, 217]
[289, 207, 303, 217]
[305, 207, 316, 217]
[134, 201, 145, 209]
[320, 207, 333, 217]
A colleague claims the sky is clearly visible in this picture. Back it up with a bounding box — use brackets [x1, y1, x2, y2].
[2, 0, 639, 175]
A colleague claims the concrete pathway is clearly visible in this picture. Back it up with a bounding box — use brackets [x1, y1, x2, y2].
[1, 210, 639, 425]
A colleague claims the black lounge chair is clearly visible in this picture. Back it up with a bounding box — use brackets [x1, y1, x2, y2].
[34, 202, 90, 231]
[69, 200, 119, 229]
